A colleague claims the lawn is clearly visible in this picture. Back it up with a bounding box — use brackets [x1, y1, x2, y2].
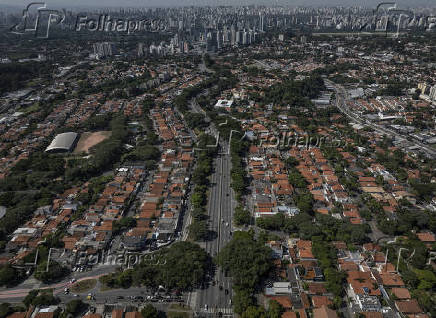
[71, 279, 97, 293]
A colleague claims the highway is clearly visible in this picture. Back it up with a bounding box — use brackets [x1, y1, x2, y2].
[329, 80, 436, 159]
[191, 142, 235, 317]
[187, 91, 236, 316]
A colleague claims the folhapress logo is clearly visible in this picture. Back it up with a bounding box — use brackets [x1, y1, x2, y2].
[10, 2, 65, 38]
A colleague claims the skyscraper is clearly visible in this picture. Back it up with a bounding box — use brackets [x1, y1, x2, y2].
[217, 30, 223, 49]
[93, 42, 116, 59]
[260, 13, 265, 32]
[231, 25, 236, 45]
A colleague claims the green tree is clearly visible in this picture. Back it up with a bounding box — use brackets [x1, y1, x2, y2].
[241, 306, 267, 318]
[233, 289, 255, 315]
[234, 206, 251, 226]
[141, 304, 159, 318]
[0, 265, 20, 287]
[23, 290, 39, 308]
[0, 303, 13, 318]
[34, 261, 69, 284]
[267, 300, 284, 318]
[189, 220, 208, 241]
[216, 233, 272, 291]
[65, 299, 87, 316]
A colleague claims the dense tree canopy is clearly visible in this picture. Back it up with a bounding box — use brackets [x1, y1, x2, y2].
[216, 231, 273, 291]
[102, 242, 211, 291]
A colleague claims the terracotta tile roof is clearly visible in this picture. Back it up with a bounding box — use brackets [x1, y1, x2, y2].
[379, 272, 404, 287]
[395, 300, 423, 314]
[311, 295, 332, 308]
[347, 271, 380, 296]
[282, 312, 297, 318]
[83, 315, 102, 318]
[269, 296, 292, 309]
[313, 306, 338, 318]
[361, 312, 383, 318]
[408, 314, 430, 318]
[6, 313, 26, 318]
[391, 287, 411, 299]
[112, 309, 123, 318]
[125, 312, 142, 318]
[34, 313, 54, 318]
[339, 261, 359, 272]
[308, 283, 327, 295]
[416, 232, 436, 242]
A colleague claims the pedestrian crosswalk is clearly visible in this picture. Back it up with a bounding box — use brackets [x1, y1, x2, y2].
[202, 307, 233, 315]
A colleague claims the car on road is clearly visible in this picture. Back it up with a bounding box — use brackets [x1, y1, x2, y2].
[135, 296, 144, 301]
[70, 278, 76, 283]
[225, 222, 229, 227]
[117, 296, 124, 300]
[204, 304, 208, 311]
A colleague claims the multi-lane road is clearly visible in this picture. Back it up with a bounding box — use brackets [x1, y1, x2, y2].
[189, 141, 235, 317]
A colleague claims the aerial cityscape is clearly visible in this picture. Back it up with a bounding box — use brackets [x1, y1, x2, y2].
[0, 1, 435, 318]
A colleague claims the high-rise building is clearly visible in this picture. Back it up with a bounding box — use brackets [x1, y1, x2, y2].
[235, 30, 241, 44]
[260, 13, 265, 32]
[429, 85, 436, 102]
[137, 43, 146, 57]
[217, 30, 223, 49]
[231, 25, 236, 45]
[242, 30, 248, 45]
[418, 83, 429, 95]
[93, 42, 116, 59]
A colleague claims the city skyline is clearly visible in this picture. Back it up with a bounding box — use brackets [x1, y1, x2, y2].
[1, 0, 436, 8]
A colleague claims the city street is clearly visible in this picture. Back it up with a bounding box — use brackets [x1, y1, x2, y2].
[193, 143, 235, 317]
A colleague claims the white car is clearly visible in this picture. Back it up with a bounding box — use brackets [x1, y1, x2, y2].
[225, 222, 229, 227]
[70, 278, 76, 283]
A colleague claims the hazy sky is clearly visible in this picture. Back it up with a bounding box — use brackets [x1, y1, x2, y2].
[1, 0, 435, 8]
